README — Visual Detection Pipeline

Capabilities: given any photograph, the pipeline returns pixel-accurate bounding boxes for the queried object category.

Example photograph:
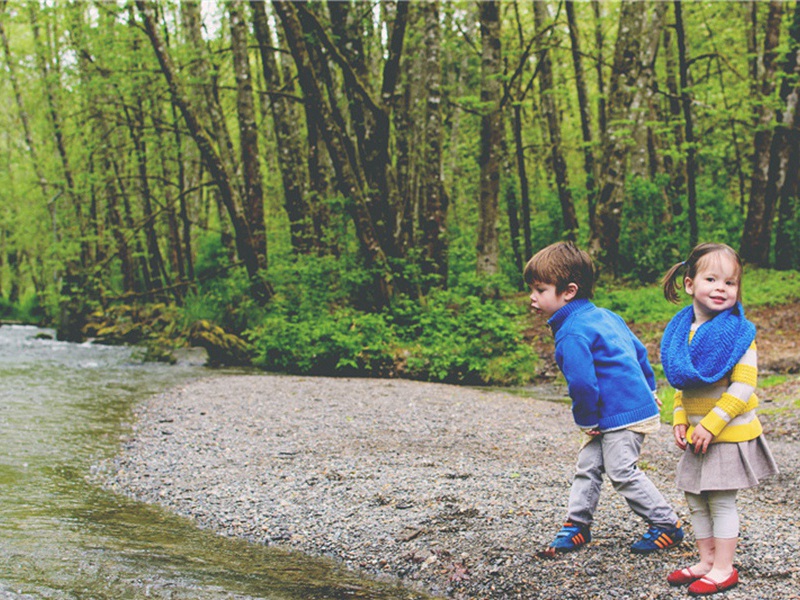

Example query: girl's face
[684,252,740,324]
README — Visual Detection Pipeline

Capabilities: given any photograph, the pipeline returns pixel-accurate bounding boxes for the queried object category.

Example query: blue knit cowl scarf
[660,302,756,390]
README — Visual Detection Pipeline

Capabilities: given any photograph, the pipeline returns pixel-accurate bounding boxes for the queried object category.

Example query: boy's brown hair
[523,241,595,299]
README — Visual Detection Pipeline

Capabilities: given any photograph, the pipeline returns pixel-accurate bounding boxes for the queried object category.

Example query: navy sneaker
[631,521,684,554]
[540,522,591,557]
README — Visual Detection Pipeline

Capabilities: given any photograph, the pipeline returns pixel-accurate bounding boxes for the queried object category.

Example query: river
[0,325,427,599]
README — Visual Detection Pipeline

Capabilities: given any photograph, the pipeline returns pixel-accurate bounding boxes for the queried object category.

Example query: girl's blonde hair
[661,242,744,304]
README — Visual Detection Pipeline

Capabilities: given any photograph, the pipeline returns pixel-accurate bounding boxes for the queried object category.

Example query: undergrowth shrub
[181,234,262,333]
[390,288,537,385]
[245,282,537,386]
[248,308,396,376]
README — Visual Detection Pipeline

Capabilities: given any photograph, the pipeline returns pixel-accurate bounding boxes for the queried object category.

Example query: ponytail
[661,261,686,304]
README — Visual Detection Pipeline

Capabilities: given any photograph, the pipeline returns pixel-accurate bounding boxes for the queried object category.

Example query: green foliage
[0,293,46,325]
[180,234,263,334]
[618,176,681,283]
[245,281,537,386]
[595,285,683,325]
[389,287,537,385]
[739,269,800,306]
[248,308,396,376]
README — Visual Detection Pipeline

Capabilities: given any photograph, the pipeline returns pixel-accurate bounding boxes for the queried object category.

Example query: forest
[1,0,799,385]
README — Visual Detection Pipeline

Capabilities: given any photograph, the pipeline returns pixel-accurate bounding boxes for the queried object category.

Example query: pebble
[99,375,800,600]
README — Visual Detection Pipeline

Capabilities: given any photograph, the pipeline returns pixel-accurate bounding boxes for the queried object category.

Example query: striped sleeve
[699,342,758,436]
[672,389,688,427]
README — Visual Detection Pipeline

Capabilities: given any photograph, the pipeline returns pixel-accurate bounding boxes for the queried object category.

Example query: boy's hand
[673,424,688,450]
[691,424,714,454]
[585,429,602,437]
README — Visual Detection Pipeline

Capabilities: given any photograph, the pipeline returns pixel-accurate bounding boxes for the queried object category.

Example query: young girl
[660,242,778,596]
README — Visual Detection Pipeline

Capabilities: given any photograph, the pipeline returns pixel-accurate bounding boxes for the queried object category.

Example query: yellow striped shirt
[672,330,762,444]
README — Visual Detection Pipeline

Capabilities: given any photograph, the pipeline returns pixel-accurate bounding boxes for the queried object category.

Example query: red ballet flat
[688,569,739,596]
[667,566,703,586]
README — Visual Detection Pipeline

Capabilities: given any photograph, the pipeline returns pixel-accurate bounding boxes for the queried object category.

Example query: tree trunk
[767,1,800,269]
[306,1,409,262]
[588,0,666,273]
[250,1,314,254]
[662,25,685,219]
[674,1,699,248]
[566,0,598,229]
[27,3,85,267]
[513,104,533,263]
[124,39,169,296]
[476,0,502,277]
[592,0,608,138]
[0,10,47,196]
[152,95,186,289]
[136,0,273,302]
[534,0,578,240]
[418,1,449,288]
[272,0,392,306]
[180,0,237,257]
[741,1,784,266]
[230,0,267,273]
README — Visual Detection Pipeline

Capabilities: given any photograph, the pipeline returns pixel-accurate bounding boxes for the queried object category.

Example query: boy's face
[529,282,575,319]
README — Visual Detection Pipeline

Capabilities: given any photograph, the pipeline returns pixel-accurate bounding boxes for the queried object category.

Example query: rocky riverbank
[100,374,799,600]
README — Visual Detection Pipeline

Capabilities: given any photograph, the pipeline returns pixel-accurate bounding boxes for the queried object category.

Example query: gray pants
[567,429,678,529]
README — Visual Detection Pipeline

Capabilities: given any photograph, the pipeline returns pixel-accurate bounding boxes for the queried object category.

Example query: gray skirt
[675,435,779,495]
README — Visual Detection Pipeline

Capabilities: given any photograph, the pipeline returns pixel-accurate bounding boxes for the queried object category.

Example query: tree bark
[741,1,784,266]
[230,0,267,273]
[674,1,699,248]
[476,0,502,277]
[136,0,272,302]
[250,1,314,254]
[588,0,666,273]
[272,0,393,306]
[566,0,598,229]
[534,0,578,240]
[418,1,449,287]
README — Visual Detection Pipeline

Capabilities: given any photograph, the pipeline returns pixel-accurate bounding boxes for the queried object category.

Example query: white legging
[685,490,739,539]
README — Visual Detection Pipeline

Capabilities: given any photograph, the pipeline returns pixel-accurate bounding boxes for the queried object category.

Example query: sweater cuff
[672,409,688,427]
[700,411,728,437]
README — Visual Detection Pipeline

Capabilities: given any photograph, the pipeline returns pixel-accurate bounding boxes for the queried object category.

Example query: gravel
[100,374,800,600]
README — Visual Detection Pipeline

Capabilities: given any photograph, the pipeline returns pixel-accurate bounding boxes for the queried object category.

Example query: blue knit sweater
[548,299,659,431]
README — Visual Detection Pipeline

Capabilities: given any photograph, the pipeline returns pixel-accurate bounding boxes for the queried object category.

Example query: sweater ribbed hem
[597,404,659,432]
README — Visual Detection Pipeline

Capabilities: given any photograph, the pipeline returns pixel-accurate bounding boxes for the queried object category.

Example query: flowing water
[0,325,428,600]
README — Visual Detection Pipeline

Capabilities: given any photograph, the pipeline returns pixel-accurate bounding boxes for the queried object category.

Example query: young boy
[524,242,683,556]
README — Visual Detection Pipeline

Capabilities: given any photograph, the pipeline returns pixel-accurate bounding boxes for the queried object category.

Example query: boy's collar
[547,298,592,333]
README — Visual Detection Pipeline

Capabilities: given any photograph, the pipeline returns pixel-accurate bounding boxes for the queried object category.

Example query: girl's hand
[673,424,688,450]
[691,424,714,454]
